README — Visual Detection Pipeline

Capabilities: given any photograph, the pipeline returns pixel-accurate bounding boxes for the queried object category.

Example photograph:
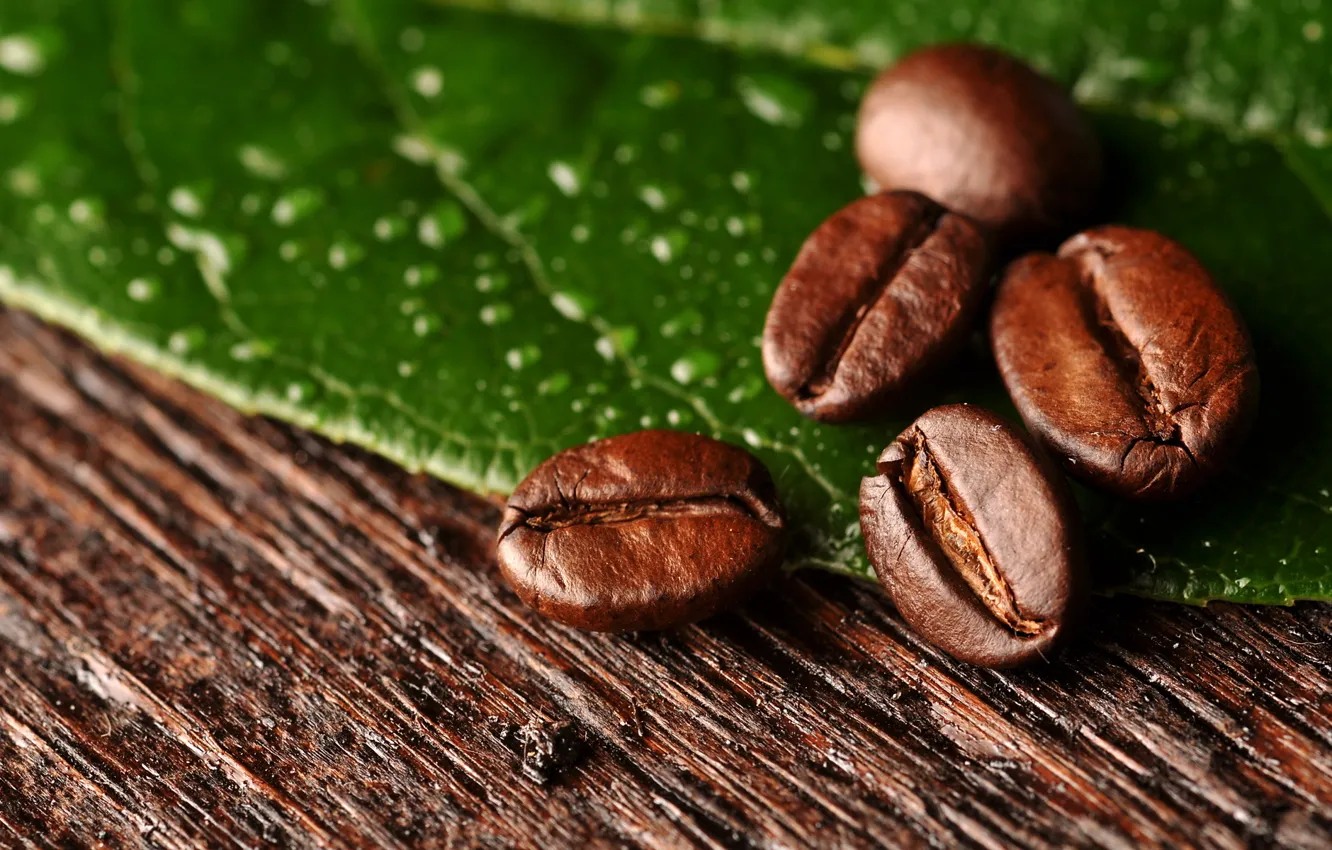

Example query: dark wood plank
[1,306,1330,849]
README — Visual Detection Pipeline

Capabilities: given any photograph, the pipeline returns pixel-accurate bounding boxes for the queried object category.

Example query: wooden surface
[1,307,1331,850]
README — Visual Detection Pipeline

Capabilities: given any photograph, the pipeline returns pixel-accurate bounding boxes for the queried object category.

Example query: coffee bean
[856,43,1101,246]
[990,226,1259,499]
[497,430,786,632]
[859,405,1087,668]
[762,191,991,423]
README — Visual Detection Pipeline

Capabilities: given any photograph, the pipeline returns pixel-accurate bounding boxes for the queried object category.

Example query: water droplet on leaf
[670,349,720,384]
[127,277,159,302]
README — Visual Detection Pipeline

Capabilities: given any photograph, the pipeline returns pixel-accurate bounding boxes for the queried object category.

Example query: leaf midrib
[59,0,859,561]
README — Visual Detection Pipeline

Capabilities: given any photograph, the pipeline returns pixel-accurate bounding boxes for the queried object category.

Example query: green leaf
[2,0,1330,604]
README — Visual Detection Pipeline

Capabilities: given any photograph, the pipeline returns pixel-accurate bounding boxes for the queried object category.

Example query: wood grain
[1,307,1330,849]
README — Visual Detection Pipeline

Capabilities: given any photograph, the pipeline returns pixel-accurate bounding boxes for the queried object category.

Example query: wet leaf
[2,0,1330,603]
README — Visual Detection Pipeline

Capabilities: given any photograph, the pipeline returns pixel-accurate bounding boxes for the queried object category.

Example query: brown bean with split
[859,405,1088,668]
[990,226,1259,499]
[497,430,786,632]
[762,191,991,422]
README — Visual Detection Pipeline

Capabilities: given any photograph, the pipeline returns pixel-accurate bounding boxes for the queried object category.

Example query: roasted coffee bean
[762,191,991,423]
[497,430,786,632]
[859,405,1087,668]
[856,43,1101,246]
[991,226,1259,499]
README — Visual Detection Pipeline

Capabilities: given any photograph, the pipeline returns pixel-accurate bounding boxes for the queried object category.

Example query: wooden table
[1,308,1330,849]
